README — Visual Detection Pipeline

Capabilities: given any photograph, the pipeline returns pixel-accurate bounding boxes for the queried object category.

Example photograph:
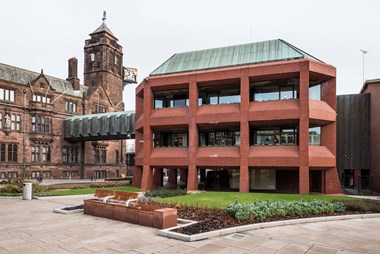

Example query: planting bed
[160,199,380,235]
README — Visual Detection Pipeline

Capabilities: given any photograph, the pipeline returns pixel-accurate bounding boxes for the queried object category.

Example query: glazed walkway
[0,195,379,254]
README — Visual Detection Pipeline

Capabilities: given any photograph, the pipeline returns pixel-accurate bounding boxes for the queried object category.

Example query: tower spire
[102,11,106,23]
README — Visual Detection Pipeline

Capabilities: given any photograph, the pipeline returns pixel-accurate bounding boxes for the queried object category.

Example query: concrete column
[187,76,199,190]
[140,165,153,190]
[132,166,142,188]
[299,62,310,194]
[322,78,341,194]
[141,83,153,191]
[239,69,250,192]
[167,169,177,185]
[153,168,163,187]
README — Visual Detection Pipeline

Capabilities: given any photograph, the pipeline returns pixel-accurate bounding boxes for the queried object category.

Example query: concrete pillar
[167,169,177,185]
[132,166,142,188]
[140,165,153,190]
[239,69,250,192]
[153,168,163,187]
[321,78,341,194]
[299,62,310,194]
[141,83,153,191]
[187,76,199,190]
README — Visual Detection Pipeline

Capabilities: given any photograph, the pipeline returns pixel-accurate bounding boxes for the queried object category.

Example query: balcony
[150,107,189,127]
[150,147,188,166]
[249,99,299,125]
[309,146,335,167]
[309,100,336,125]
[248,146,299,167]
[196,146,240,167]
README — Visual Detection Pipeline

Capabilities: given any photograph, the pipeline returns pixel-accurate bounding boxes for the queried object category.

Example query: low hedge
[338,199,380,213]
[226,200,346,221]
[144,187,187,199]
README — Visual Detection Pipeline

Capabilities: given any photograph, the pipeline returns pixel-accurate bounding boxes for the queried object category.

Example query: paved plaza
[0,195,379,254]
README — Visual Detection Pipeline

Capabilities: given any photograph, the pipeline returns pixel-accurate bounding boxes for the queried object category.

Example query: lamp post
[22,89,27,178]
[360,49,368,84]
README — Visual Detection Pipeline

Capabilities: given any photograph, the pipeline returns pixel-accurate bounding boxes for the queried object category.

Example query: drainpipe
[22,89,27,178]
[80,92,86,179]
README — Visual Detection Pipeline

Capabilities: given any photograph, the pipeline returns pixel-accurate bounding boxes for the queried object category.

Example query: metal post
[22,89,27,178]
[360,49,367,84]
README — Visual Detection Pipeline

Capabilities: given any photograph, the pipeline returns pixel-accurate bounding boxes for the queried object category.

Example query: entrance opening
[309,170,322,193]
[198,168,239,191]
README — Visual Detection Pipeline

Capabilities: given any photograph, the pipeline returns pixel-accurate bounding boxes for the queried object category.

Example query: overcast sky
[2,0,379,110]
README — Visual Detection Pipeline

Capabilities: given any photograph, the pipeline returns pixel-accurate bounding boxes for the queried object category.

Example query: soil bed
[62,204,84,211]
[169,206,369,235]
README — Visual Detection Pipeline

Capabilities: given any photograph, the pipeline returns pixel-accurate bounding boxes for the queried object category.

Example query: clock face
[123,67,137,84]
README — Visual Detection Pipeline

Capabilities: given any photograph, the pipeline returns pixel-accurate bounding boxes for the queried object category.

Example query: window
[65,101,77,112]
[154,90,189,109]
[8,144,18,162]
[42,146,49,162]
[63,171,79,178]
[7,172,17,179]
[11,114,15,130]
[0,143,18,162]
[93,103,107,113]
[252,127,298,146]
[62,146,78,163]
[94,147,107,164]
[309,83,321,100]
[31,115,52,133]
[153,132,188,148]
[309,126,321,146]
[251,78,299,102]
[198,86,240,106]
[250,169,276,190]
[32,94,51,104]
[0,88,15,102]
[11,114,21,131]
[115,150,119,164]
[31,146,40,162]
[199,130,240,147]
[16,114,20,130]
[0,112,2,129]
[0,144,5,161]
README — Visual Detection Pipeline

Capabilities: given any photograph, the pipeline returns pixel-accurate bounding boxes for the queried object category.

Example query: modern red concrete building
[133,39,341,194]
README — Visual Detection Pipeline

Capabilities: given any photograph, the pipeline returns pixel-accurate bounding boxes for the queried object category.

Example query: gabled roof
[0,63,87,97]
[150,39,323,76]
[90,22,117,40]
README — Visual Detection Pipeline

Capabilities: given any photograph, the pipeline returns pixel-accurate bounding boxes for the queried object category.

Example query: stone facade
[0,18,125,180]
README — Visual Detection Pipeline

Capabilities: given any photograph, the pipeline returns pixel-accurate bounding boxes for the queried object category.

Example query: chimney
[67,57,80,90]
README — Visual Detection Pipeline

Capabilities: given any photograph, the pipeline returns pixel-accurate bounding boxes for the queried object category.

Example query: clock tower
[84,12,124,111]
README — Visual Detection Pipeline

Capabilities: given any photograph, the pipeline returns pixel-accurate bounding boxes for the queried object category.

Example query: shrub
[226,200,346,221]
[144,187,187,199]
[0,178,43,194]
[338,199,380,213]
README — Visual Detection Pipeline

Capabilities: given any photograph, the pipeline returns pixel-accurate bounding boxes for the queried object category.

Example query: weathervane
[102,11,106,23]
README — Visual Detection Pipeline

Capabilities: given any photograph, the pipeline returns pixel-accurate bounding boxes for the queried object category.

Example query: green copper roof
[150,39,323,76]
[64,110,135,141]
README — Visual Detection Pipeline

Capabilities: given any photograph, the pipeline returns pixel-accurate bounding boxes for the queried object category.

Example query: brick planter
[83,199,177,229]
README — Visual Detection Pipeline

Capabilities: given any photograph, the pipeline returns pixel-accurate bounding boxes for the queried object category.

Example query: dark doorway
[309,170,322,193]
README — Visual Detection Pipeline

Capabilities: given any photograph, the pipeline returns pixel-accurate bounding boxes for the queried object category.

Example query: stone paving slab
[1,196,380,253]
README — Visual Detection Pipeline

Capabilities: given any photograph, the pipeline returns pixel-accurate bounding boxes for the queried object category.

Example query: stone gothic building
[0,17,126,180]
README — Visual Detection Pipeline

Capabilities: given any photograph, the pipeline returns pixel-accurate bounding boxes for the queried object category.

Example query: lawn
[155,191,355,209]
[39,185,142,196]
